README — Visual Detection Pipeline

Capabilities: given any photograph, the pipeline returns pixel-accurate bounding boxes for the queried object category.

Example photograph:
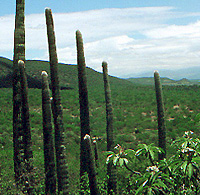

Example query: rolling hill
[0,56,132,89]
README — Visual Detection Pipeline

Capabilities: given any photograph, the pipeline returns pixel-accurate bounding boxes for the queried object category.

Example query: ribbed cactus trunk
[13,2,34,193]
[18,60,35,194]
[84,135,100,195]
[102,61,117,194]
[19,60,33,169]
[76,30,90,177]
[13,0,25,184]
[45,8,69,194]
[154,71,166,160]
[42,71,57,195]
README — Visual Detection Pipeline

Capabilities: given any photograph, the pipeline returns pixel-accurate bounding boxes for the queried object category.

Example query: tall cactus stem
[19,60,33,167]
[45,8,69,194]
[84,134,100,195]
[42,71,57,195]
[13,0,25,184]
[18,60,35,195]
[76,30,91,177]
[154,70,166,160]
[102,61,117,194]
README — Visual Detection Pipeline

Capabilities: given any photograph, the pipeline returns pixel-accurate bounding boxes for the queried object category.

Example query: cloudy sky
[1,0,200,78]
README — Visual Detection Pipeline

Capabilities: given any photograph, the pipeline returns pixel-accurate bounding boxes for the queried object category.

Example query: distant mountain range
[127,77,200,86]
[123,67,200,80]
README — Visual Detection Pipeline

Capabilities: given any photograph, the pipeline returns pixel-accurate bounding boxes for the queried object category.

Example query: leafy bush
[106,131,200,194]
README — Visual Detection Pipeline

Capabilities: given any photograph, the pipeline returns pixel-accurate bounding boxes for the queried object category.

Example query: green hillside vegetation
[0,57,131,90]
[2,1,200,193]
[1,57,200,193]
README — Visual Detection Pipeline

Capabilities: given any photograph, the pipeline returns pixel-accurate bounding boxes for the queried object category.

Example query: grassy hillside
[0,56,132,90]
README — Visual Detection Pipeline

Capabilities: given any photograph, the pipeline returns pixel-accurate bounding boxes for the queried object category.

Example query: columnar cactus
[102,61,117,194]
[84,134,100,195]
[154,70,166,160]
[76,30,91,177]
[42,71,57,195]
[45,8,69,194]
[13,2,34,193]
[13,0,25,184]
[19,60,33,168]
[18,60,35,194]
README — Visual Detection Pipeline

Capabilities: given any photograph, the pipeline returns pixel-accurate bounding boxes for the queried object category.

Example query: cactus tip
[84,134,90,140]
[18,60,25,67]
[45,7,51,11]
[102,61,107,66]
[76,30,82,36]
[41,71,48,76]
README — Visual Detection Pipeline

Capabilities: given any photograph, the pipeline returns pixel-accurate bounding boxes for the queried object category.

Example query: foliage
[1,83,200,193]
[106,131,200,194]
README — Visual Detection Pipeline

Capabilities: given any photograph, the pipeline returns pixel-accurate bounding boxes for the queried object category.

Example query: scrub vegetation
[1,1,200,194]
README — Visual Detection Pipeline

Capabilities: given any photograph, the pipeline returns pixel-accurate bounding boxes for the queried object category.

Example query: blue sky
[1,0,200,77]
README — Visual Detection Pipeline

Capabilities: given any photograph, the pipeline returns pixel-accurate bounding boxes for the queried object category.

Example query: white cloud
[1,7,200,77]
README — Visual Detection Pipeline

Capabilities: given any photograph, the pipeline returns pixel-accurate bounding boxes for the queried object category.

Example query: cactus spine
[102,61,117,194]
[76,30,91,177]
[42,71,57,195]
[45,8,69,194]
[154,70,166,160]
[84,135,100,195]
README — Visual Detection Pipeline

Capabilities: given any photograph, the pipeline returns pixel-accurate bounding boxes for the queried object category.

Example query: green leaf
[105,151,115,155]
[135,184,145,195]
[106,154,114,164]
[192,157,200,164]
[136,148,143,156]
[187,163,193,178]
[149,150,155,160]
[181,161,188,173]
[113,156,119,166]
[125,149,135,158]
[119,158,126,167]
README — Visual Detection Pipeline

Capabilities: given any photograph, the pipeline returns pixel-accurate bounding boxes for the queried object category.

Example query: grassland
[1,58,200,193]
